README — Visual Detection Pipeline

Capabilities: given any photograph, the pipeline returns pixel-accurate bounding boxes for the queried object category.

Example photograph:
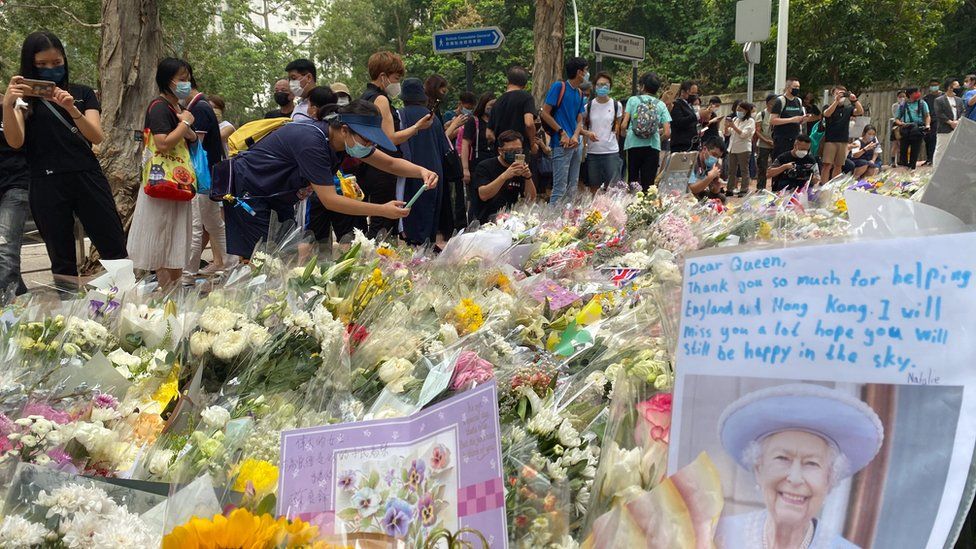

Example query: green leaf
[337,508,361,521]
[255,493,276,516]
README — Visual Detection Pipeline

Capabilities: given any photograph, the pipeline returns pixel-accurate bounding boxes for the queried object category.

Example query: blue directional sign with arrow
[432,26,505,54]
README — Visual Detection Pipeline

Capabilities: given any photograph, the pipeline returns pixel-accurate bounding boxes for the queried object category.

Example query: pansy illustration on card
[278,382,506,547]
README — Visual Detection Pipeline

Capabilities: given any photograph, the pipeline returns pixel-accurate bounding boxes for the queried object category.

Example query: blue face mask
[503,151,518,164]
[735,111,746,119]
[345,136,375,159]
[37,66,66,84]
[704,155,718,169]
[595,85,610,97]
[173,81,192,100]
[461,108,473,116]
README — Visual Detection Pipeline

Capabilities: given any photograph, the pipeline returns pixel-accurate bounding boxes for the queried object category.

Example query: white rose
[148,450,174,475]
[386,375,416,394]
[107,348,141,369]
[201,406,231,430]
[71,423,115,454]
[212,330,247,360]
[189,331,215,357]
[377,357,412,384]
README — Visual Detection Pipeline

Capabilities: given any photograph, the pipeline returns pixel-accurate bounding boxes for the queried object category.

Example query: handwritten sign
[278,382,507,547]
[669,232,976,549]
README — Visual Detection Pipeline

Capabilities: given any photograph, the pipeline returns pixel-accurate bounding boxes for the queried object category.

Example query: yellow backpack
[227,117,290,157]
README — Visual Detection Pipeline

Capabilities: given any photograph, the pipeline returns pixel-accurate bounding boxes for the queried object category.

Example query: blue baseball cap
[333,113,395,152]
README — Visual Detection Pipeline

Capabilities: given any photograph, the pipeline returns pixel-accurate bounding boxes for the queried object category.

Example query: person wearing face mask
[769,78,808,158]
[462,92,497,190]
[581,72,622,192]
[851,125,882,178]
[669,80,700,153]
[820,85,864,181]
[285,59,317,120]
[621,72,671,192]
[754,94,777,191]
[539,57,590,204]
[894,86,931,169]
[921,79,942,165]
[470,130,536,223]
[724,101,756,197]
[933,78,967,167]
[688,137,726,197]
[424,75,466,244]
[218,99,437,259]
[889,90,908,166]
[444,92,476,126]
[181,66,232,282]
[331,82,352,108]
[768,134,820,192]
[2,31,127,285]
[127,58,199,288]
[359,51,434,238]
[0,81,30,297]
[489,66,537,154]
[961,74,976,122]
[264,79,294,119]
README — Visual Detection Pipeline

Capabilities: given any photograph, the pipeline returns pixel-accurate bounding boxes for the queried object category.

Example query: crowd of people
[1,29,975,295]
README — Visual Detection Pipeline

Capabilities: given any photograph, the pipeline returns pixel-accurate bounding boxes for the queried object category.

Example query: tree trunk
[84,0,162,272]
[531,0,565,107]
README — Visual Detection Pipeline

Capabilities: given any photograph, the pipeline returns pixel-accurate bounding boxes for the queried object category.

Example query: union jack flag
[606,268,642,287]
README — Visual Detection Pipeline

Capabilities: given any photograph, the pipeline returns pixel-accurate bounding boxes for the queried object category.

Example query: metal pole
[595,54,602,77]
[572,0,579,57]
[747,62,755,102]
[465,51,473,93]
[632,60,638,97]
[774,0,789,93]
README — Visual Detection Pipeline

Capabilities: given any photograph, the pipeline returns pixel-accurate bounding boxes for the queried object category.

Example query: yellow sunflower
[162,508,340,549]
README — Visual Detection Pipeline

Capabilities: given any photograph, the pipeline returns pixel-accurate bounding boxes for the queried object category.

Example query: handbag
[141,100,196,201]
[189,141,212,195]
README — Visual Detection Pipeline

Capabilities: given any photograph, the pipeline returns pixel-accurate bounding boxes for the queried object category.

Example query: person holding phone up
[2,31,127,282]
[469,131,536,224]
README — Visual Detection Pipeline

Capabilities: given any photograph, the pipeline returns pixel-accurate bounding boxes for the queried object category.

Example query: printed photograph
[671,375,964,549]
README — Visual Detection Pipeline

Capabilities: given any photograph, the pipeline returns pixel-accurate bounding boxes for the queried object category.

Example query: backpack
[632,96,660,139]
[584,97,620,131]
[544,81,584,134]
[227,117,290,157]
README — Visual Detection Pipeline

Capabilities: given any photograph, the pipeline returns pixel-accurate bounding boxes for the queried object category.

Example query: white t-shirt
[585,98,622,155]
[292,98,311,120]
[950,99,958,120]
[728,117,756,153]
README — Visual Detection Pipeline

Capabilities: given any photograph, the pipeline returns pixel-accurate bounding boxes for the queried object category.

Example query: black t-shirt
[771,95,804,141]
[23,83,100,178]
[489,90,536,145]
[771,150,819,192]
[703,112,720,141]
[0,107,29,193]
[471,157,524,223]
[804,103,821,135]
[146,98,180,137]
[264,110,290,119]
[463,117,494,161]
[923,93,940,131]
[823,103,855,142]
[189,95,225,167]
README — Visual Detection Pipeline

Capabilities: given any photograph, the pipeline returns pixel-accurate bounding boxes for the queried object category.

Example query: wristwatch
[182,120,193,129]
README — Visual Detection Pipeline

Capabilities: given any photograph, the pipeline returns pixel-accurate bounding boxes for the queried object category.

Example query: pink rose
[451,351,494,390]
[634,393,672,445]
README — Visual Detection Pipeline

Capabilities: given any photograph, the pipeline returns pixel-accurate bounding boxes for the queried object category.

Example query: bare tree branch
[3,2,102,27]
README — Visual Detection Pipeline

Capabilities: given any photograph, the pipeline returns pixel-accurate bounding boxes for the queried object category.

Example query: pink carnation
[22,403,71,425]
[92,394,119,409]
[451,351,494,390]
[634,393,673,445]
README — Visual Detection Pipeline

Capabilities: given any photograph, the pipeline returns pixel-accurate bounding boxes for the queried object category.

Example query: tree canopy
[1,0,970,123]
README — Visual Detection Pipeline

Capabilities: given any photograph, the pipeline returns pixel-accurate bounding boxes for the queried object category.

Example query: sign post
[432,26,506,92]
[590,27,645,96]
[735,0,771,100]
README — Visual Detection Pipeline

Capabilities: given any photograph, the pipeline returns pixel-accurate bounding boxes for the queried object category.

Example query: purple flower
[337,470,357,492]
[92,393,119,409]
[418,493,436,526]
[22,403,71,425]
[406,459,426,492]
[380,498,413,538]
[384,468,397,485]
[0,414,14,437]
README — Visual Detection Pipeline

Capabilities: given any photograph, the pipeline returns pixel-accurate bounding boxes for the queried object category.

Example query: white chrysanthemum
[350,228,376,256]
[148,449,174,476]
[36,484,116,519]
[585,370,608,389]
[526,409,561,436]
[617,251,654,269]
[377,357,413,384]
[438,323,459,344]
[89,406,120,424]
[283,310,314,331]
[507,426,527,444]
[198,306,241,333]
[212,330,247,360]
[69,423,116,455]
[189,331,215,357]
[0,515,50,548]
[557,420,581,448]
[65,317,109,348]
[239,323,270,349]
[201,406,231,429]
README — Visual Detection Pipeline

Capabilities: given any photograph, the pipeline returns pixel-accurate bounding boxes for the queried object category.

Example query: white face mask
[289,78,305,97]
[385,82,402,98]
[795,150,808,158]
[337,97,350,107]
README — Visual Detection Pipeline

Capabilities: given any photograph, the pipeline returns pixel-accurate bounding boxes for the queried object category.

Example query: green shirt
[624,95,672,151]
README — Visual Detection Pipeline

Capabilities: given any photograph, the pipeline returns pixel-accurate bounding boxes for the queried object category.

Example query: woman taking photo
[221,99,437,260]
[127,57,198,288]
[2,31,127,281]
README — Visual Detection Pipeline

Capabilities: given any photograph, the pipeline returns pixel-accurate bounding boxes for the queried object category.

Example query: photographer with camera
[470,130,535,224]
[821,85,864,181]
[893,86,931,169]
[767,134,820,192]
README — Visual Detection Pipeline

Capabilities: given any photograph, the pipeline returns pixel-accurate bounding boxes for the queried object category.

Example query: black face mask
[687,94,699,104]
[792,87,801,97]
[274,92,292,106]
[953,87,962,96]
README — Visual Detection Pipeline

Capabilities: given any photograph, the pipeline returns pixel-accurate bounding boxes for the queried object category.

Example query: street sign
[735,0,772,43]
[590,27,645,62]
[432,27,505,54]
[743,42,761,64]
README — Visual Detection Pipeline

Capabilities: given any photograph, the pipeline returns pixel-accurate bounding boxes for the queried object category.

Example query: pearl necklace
[762,517,814,549]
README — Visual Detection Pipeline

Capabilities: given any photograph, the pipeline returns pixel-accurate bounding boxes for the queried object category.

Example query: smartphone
[515,153,526,164]
[22,79,56,99]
